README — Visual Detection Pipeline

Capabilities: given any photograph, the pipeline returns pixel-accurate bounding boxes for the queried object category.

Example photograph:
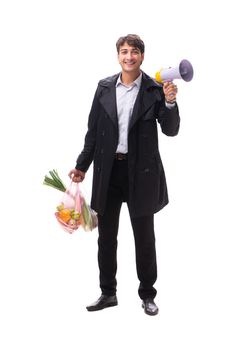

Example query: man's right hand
[68,168,86,183]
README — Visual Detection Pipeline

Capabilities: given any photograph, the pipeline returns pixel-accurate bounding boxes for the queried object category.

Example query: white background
[0,0,234,349]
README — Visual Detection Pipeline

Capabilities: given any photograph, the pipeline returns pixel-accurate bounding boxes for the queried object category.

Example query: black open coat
[76,71,180,217]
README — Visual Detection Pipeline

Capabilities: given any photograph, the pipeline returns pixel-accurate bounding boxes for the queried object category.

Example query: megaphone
[155,59,194,83]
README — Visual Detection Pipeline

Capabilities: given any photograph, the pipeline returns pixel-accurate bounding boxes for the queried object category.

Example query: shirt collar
[116,72,142,88]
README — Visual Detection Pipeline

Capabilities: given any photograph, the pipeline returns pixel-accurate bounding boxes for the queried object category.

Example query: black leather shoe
[86,295,118,312]
[142,298,159,316]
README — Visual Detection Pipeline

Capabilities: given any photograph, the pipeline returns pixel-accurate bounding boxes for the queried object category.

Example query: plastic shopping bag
[43,169,98,234]
[79,191,98,232]
[55,181,82,234]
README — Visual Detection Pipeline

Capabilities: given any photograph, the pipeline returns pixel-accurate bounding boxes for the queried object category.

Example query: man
[69,34,180,316]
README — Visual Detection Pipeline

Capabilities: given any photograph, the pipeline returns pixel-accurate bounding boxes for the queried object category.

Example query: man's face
[118,43,144,74]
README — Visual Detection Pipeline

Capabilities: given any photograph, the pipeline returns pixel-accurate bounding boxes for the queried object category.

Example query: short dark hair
[116,34,145,54]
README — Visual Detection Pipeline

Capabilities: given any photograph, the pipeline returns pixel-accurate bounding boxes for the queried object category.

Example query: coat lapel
[128,72,162,132]
[99,76,119,130]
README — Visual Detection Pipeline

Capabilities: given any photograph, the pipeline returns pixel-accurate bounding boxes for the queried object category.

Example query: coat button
[100,149,104,154]
[144,168,150,173]
[102,130,105,136]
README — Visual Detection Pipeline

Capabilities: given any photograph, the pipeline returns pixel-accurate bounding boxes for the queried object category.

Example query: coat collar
[98,71,162,130]
[98,71,161,89]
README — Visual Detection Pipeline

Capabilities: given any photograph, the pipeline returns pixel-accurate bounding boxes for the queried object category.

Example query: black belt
[115,153,128,160]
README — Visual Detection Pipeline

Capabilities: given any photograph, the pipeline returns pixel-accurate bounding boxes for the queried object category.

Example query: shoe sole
[86,301,118,312]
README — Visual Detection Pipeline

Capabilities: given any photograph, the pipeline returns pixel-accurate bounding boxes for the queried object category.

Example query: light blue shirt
[115,73,142,153]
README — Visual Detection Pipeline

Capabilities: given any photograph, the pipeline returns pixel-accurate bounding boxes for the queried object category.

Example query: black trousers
[97,158,157,300]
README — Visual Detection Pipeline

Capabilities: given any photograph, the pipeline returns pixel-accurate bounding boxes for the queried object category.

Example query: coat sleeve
[156,90,180,136]
[75,87,101,172]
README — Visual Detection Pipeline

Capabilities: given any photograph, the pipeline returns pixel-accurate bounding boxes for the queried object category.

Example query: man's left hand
[163,82,178,103]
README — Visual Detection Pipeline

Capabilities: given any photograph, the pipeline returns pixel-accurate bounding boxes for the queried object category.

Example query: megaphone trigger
[163,81,178,103]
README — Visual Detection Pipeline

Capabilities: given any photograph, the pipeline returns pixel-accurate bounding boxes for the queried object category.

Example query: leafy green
[43,169,67,192]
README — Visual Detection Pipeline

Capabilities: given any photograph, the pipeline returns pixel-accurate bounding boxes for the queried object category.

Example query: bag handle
[65,181,82,213]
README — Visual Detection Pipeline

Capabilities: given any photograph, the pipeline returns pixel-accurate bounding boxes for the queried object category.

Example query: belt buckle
[116,153,126,160]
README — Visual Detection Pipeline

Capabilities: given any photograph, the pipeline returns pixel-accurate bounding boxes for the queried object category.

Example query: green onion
[43,169,67,192]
